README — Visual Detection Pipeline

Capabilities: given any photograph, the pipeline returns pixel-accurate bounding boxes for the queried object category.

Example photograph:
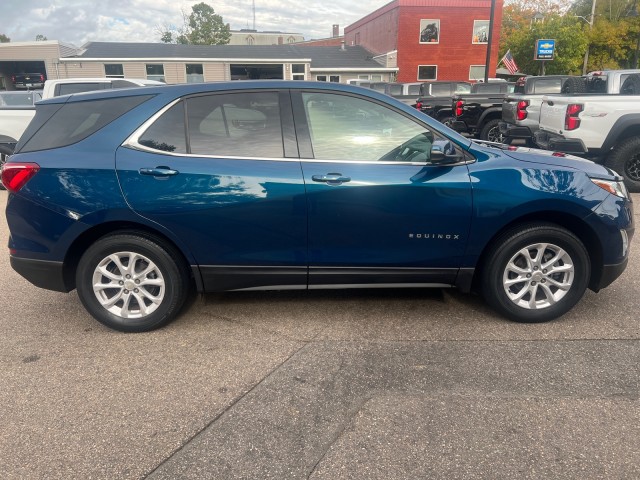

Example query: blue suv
[1,81,634,332]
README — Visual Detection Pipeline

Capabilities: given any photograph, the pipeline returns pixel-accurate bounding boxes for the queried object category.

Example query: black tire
[481,223,590,323]
[439,115,455,128]
[76,232,190,332]
[620,74,640,95]
[606,136,640,193]
[561,77,587,94]
[479,118,504,143]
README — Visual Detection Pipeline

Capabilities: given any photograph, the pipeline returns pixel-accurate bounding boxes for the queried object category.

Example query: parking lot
[0,188,639,479]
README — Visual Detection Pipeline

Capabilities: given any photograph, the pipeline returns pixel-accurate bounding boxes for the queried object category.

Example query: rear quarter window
[17,95,153,153]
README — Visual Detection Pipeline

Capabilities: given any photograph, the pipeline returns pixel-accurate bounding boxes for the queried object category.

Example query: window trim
[124,89,297,160]
[123,89,474,166]
[290,89,474,166]
[472,20,490,44]
[468,65,486,81]
[419,19,440,44]
[417,65,438,81]
[104,63,124,78]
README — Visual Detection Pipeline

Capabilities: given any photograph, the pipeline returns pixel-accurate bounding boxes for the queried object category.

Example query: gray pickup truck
[500,75,575,146]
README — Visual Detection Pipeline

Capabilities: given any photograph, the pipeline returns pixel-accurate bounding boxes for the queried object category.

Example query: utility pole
[253,0,256,30]
[582,0,597,75]
[484,0,497,82]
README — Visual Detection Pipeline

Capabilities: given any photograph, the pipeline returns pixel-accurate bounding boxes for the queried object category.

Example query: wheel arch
[471,210,603,293]
[600,115,640,156]
[477,108,502,128]
[62,221,200,292]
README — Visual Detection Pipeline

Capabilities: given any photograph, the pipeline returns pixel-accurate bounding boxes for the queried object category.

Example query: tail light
[40,74,45,82]
[455,100,464,117]
[11,75,16,83]
[415,101,422,110]
[565,103,583,130]
[1,162,40,193]
[516,100,529,120]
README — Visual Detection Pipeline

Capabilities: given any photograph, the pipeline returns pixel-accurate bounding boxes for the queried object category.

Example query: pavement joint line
[141,340,313,479]
[306,394,374,479]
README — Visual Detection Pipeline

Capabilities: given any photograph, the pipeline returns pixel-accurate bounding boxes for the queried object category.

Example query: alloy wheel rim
[92,251,165,319]
[502,242,574,310]
[625,154,640,181]
[487,126,504,143]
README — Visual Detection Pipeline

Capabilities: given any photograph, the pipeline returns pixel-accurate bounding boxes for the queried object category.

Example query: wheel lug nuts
[542,269,547,274]
[119,281,124,285]
[534,266,538,271]
[126,274,131,279]
[124,289,129,294]
[134,288,139,293]
[531,281,536,286]
[135,279,140,284]
[526,274,532,278]
[541,279,546,283]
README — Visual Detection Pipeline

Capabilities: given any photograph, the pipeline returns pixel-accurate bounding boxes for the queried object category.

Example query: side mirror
[430,140,461,164]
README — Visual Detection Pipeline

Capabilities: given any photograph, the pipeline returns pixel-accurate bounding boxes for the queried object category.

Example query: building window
[146,64,165,82]
[469,65,486,81]
[186,64,204,83]
[104,64,124,78]
[472,20,490,44]
[419,19,440,44]
[287,36,296,43]
[292,64,305,80]
[317,75,327,81]
[358,74,369,80]
[246,36,255,45]
[329,75,340,83]
[371,74,382,82]
[417,65,437,81]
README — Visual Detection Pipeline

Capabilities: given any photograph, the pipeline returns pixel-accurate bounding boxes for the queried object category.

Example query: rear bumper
[533,130,588,155]
[10,256,72,292]
[499,121,533,144]
[451,120,470,134]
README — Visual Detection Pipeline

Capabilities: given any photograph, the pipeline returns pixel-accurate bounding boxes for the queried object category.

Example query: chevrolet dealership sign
[535,39,556,60]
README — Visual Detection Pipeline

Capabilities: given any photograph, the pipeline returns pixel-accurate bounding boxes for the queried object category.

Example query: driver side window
[301,92,434,163]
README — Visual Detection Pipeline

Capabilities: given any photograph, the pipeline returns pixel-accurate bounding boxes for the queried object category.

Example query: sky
[3,0,392,46]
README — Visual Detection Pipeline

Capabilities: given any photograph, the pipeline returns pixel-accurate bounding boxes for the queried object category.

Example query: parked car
[500,75,576,146]
[0,91,42,190]
[535,71,640,192]
[42,77,165,99]
[11,72,46,89]
[384,82,422,106]
[1,81,633,332]
[415,81,472,125]
[450,82,515,141]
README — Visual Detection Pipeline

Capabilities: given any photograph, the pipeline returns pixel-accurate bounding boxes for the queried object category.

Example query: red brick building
[345,0,504,82]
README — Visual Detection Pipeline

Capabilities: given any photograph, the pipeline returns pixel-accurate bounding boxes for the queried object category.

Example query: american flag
[501,49,520,74]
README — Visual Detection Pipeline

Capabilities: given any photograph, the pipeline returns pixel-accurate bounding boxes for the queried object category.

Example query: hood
[501,146,620,180]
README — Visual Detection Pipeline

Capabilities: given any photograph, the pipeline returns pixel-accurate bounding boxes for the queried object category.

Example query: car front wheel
[481,223,590,323]
[76,232,190,332]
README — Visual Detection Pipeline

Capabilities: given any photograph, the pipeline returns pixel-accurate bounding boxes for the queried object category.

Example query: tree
[35,34,48,41]
[157,2,230,45]
[0,33,9,43]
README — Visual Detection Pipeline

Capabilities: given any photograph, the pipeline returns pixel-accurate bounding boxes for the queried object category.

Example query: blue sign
[535,39,556,60]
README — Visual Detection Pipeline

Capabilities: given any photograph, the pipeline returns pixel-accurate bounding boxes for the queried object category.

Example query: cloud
[2,0,389,45]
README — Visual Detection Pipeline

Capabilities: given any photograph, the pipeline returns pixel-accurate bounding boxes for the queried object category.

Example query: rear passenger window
[19,96,153,153]
[533,79,562,94]
[139,101,187,153]
[186,92,283,158]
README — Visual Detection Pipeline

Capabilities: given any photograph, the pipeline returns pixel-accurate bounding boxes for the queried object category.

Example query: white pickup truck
[0,78,164,184]
[534,70,640,192]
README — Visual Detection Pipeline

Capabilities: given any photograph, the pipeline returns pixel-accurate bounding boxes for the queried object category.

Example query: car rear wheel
[76,233,190,332]
[480,119,504,143]
[481,223,590,323]
[607,136,640,193]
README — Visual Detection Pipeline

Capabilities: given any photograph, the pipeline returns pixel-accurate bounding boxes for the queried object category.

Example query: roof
[69,42,392,70]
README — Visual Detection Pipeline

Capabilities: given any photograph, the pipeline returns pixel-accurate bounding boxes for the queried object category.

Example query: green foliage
[157,2,230,45]
[501,0,640,73]
[35,34,48,41]
[0,33,10,43]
